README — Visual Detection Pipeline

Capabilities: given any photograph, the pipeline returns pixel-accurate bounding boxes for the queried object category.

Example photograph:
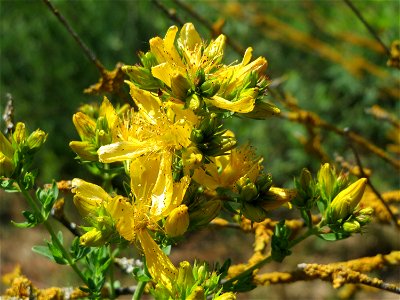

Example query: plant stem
[109,247,116,299]
[223,226,317,288]
[20,186,88,285]
[132,280,147,300]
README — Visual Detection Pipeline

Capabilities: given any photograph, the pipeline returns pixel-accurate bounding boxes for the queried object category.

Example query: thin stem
[151,0,184,26]
[20,186,88,285]
[346,132,400,229]
[172,0,245,56]
[132,280,147,300]
[342,0,391,56]
[109,247,116,299]
[224,226,316,287]
[42,0,104,72]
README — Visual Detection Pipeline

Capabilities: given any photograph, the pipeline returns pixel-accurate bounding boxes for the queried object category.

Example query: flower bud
[72,112,96,141]
[187,94,203,111]
[214,292,237,300]
[69,141,99,161]
[318,163,336,200]
[182,146,203,170]
[206,135,237,156]
[187,286,204,300]
[259,187,296,211]
[241,202,268,222]
[26,129,47,150]
[80,228,108,247]
[237,177,258,202]
[343,220,361,233]
[256,173,273,192]
[189,200,222,227]
[171,72,191,100]
[200,80,220,97]
[165,205,190,237]
[0,132,14,158]
[176,261,194,287]
[328,178,367,221]
[355,207,374,225]
[13,122,26,145]
[240,100,280,119]
[194,69,206,87]
[0,152,14,177]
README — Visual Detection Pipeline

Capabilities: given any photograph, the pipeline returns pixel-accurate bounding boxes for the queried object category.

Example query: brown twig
[42,0,104,72]
[171,0,246,56]
[151,0,184,26]
[342,0,391,57]
[269,88,400,170]
[345,130,400,228]
[255,251,400,294]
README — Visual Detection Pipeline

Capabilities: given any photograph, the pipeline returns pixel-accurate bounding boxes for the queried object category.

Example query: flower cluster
[67,23,285,298]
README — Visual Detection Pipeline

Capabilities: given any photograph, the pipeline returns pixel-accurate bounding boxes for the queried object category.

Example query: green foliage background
[1,1,398,192]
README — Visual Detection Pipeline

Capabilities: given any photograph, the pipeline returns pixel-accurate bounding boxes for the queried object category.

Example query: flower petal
[137,229,177,292]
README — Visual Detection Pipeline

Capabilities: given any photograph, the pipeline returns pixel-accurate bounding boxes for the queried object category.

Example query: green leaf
[318,232,350,241]
[32,245,54,260]
[36,181,59,219]
[11,210,40,228]
[271,221,292,262]
[0,179,20,192]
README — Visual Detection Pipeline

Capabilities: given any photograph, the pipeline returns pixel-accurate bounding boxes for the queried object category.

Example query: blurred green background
[1,0,399,298]
[1,0,399,188]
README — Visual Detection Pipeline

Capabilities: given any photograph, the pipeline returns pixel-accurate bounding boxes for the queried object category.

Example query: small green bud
[13,122,26,145]
[206,135,237,156]
[26,129,47,150]
[241,202,268,222]
[187,94,203,111]
[165,205,190,237]
[299,168,313,191]
[191,129,204,144]
[358,207,374,216]
[200,80,220,97]
[237,177,258,202]
[194,69,206,87]
[355,207,374,225]
[328,178,367,222]
[182,146,203,170]
[256,173,273,192]
[343,220,361,233]
[195,264,207,282]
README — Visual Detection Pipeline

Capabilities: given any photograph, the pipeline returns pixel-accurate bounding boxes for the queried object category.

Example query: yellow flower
[69,97,127,161]
[137,229,178,292]
[104,155,190,291]
[193,144,262,191]
[98,83,196,164]
[123,23,279,116]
